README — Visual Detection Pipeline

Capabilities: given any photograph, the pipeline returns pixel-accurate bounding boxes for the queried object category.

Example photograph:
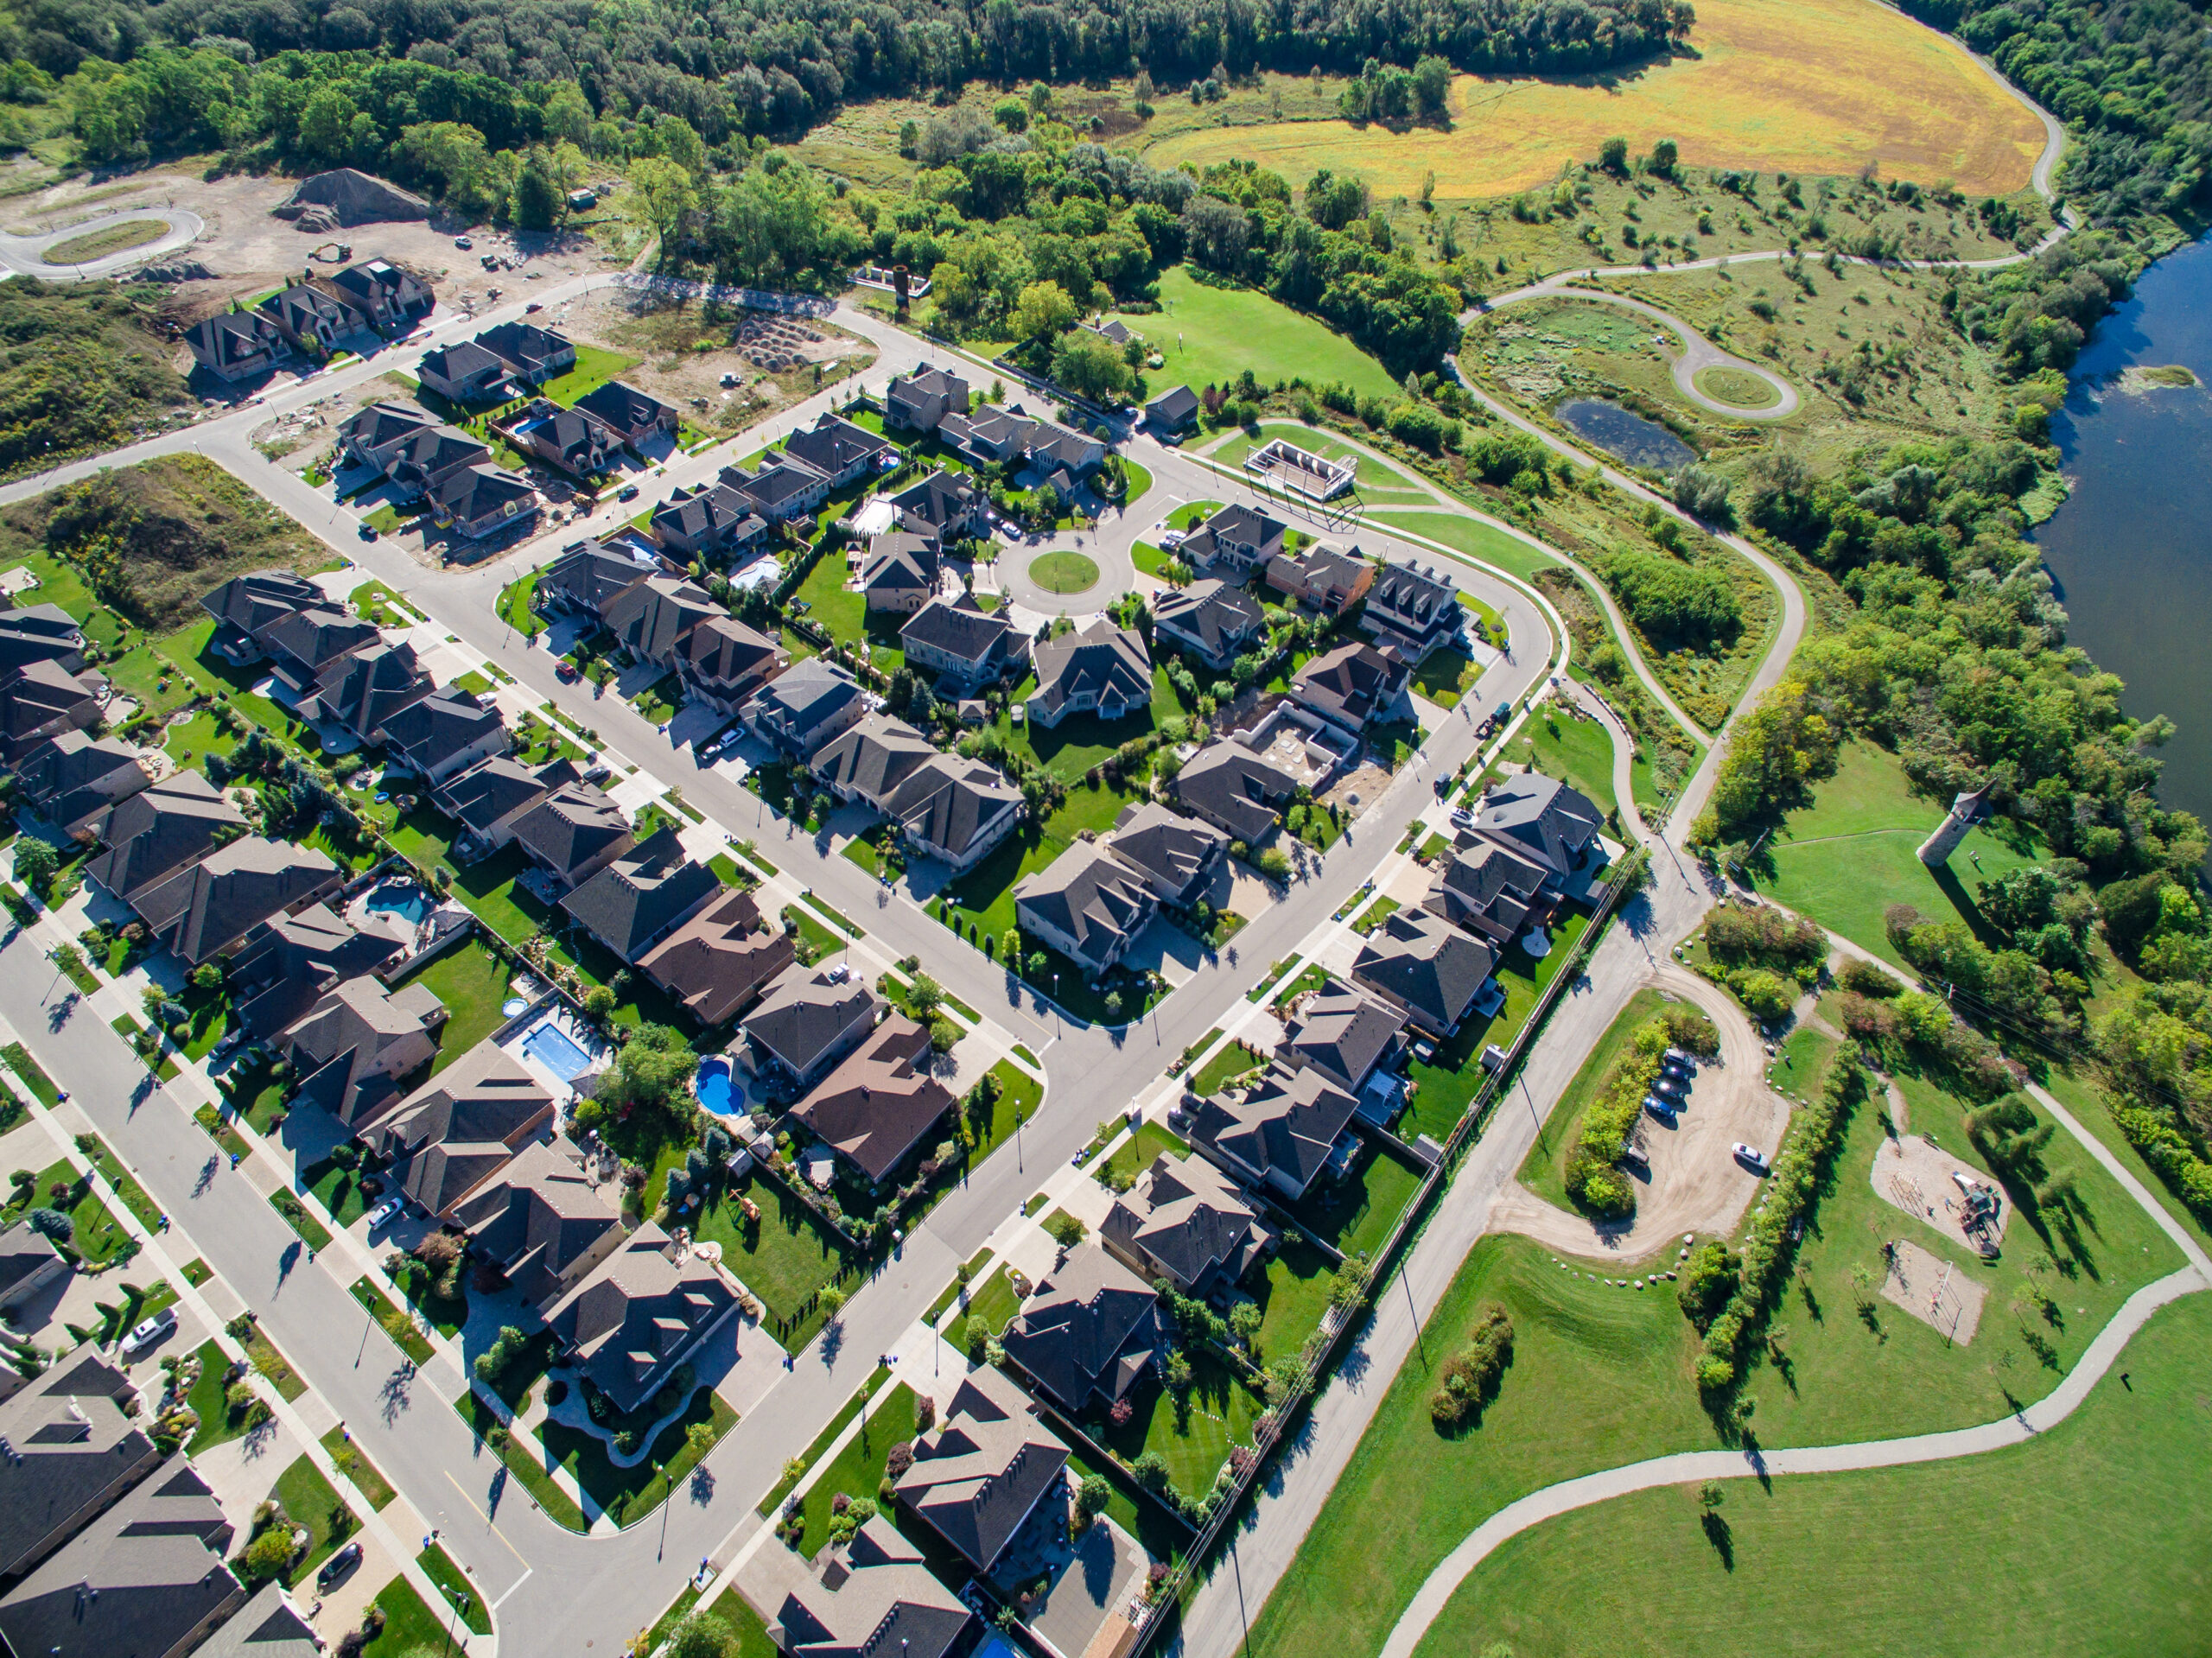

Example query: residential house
[938,403,1103,488]
[1290,641,1411,734]
[638,889,796,1026]
[1264,543,1375,617]
[304,638,433,742]
[361,1041,558,1217]
[767,1515,972,1658]
[1363,559,1465,663]
[571,380,679,451]
[882,367,969,435]
[884,755,1022,873]
[335,402,437,476]
[432,464,539,542]
[543,1221,738,1413]
[0,1222,67,1318]
[1013,840,1155,978]
[182,309,293,382]
[602,574,715,669]
[0,604,86,674]
[416,340,510,402]
[860,532,938,614]
[1177,503,1285,575]
[1352,908,1498,1038]
[674,616,787,716]
[130,835,342,965]
[12,731,149,837]
[274,973,447,1130]
[1027,619,1151,729]
[257,601,380,698]
[741,967,880,1089]
[535,540,660,620]
[887,469,988,543]
[810,713,936,812]
[789,1014,955,1188]
[893,1366,1071,1575]
[229,902,405,1039]
[474,320,576,385]
[1471,772,1606,892]
[723,454,832,523]
[0,1354,156,1585]
[0,658,104,763]
[1152,579,1266,670]
[652,485,768,563]
[1101,1151,1271,1299]
[899,598,1027,690]
[453,1137,626,1311]
[196,1585,323,1658]
[0,1462,242,1658]
[83,771,245,907]
[199,569,324,664]
[435,755,577,855]
[1103,799,1226,907]
[1190,1061,1359,1202]
[1170,742,1298,844]
[1423,838,1550,948]
[1143,384,1200,435]
[1086,317,1139,347]
[1001,1244,1165,1413]
[257,283,364,353]
[510,399,621,479]
[378,684,508,784]
[559,828,720,965]
[1280,982,1405,1094]
[782,411,895,488]
[337,403,491,497]
[747,658,868,759]
[321,259,433,335]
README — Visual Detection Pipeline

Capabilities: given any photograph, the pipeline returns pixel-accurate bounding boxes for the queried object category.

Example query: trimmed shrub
[1428,1305,1514,1430]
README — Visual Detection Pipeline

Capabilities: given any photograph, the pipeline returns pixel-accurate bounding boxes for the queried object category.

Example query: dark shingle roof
[1101,1151,1263,1296]
[790,1014,955,1186]
[543,1222,736,1413]
[132,835,340,966]
[1001,1246,1162,1413]
[1352,908,1497,1032]
[810,713,936,805]
[899,599,1018,669]
[512,778,632,882]
[558,827,718,963]
[1473,772,1604,880]
[1171,742,1298,843]
[638,888,796,1026]
[1282,984,1405,1090]
[1012,841,1154,975]
[454,1137,624,1308]
[1192,1062,1358,1194]
[378,684,505,776]
[1152,578,1265,663]
[1104,799,1224,902]
[1029,619,1151,721]
[893,1367,1070,1572]
[83,771,244,905]
[742,968,878,1077]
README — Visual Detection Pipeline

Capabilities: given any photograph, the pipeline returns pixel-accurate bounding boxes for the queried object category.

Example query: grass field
[1029,550,1100,594]
[1107,268,1400,403]
[1412,1291,2212,1658]
[1141,0,2044,200]
[1364,508,1560,586]
[1694,364,1783,409]
[43,217,168,264]
[791,1382,918,1556]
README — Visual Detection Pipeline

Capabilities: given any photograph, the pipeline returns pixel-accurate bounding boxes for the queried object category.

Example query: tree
[239,1526,297,1584]
[474,1325,527,1382]
[595,1024,698,1123]
[686,1420,718,1459]
[12,836,56,893]
[630,156,699,259]
[1010,280,1077,345]
[1045,1211,1086,1248]
[1075,1472,1112,1525]
[1051,330,1135,402]
[666,1611,739,1658]
[299,85,359,163]
[26,1206,71,1242]
[512,147,563,231]
[543,80,594,147]
[1650,137,1680,176]
[907,973,943,1020]
[820,1286,847,1323]
[1230,1300,1263,1351]
[1599,135,1630,175]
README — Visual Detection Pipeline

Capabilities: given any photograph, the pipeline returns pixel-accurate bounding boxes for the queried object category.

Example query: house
[938,403,1103,485]
[0,1221,67,1318]
[474,320,576,385]
[1280,983,1405,1094]
[1352,908,1498,1038]
[1423,838,1550,947]
[782,411,895,489]
[741,967,879,1089]
[1101,1151,1270,1299]
[510,399,621,478]
[894,1366,1071,1574]
[767,1515,972,1658]
[416,339,510,402]
[1290,641,1411,734]
[675,616,787,715]
[542,1221,738,1413]
[1027,619,1151,729]
[454,1137,626,1311]
[199,569,329,665]
[1001,1244,1165,1413]
[1363,559,1465,663]
[1471,772,1606,890]
[887,469,988,542]
[361,1041,559,1217]
[273,973,447,1129]
[378,684,508,784]
[535,540,660,619]
[747,658,868,759]
[883,367,969,435]
[885,755,1022,873]
[336,400,435,473]
[12,731,149,837]
[1144,384,1200,435]
[0,1461,242,1658]
[0,603,86,674]
[435,755,577,854]
[602,574,715,668]
[0,1354,157,1585]
[1265,543,1375,617]
[722,455,832,522]
[571,380,679,450]
[1170,742,1298,843]
[1088,317,1139,347]
[899,598,1027,690]
[432,464,539,542]
[789,1014,956,1188]
[304,638,433,741]
[258,601,380,697]
[196,1585,324,1658]
[1177,503,1285,575]
[1103,799,1226,906]
[652,485,768,562]
[229,902,404,1039]
[257,282,365,353]
[1189,1061,1358,1201]
[131,835,342,965]
[1152,579,1266,670]
[83,771,245,907]
[0,658,104,763]
[1014,840,1156,978]
[860,532,938,613]
[559,828,719,965]
[183,309,293,382]
[810,713,938,813]
[638,888,796,1026]
[321,259,434,335]
[382,423,499,502]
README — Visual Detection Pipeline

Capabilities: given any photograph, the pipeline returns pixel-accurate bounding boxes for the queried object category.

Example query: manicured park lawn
[1414,1293,2212,1658]
[791,1382,919,1556]
[1364,507,1560,585]
[1108,269,1401,403]
[1516,988,1668,1211]
[390,938,512,1071]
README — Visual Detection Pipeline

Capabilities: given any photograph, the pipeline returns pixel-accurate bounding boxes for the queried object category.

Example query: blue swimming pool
[694,1057,740,1116]
[521,1021,594,1082]
[365,886,430,924]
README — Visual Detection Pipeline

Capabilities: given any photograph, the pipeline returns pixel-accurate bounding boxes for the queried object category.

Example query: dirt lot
[1879,1236,1986,1345]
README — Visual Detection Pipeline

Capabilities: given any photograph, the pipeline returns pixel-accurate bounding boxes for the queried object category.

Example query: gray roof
[571,379,677,439]
[1172,741,1298,843]
[1365,559,1461,644]
[1030,619,1151,721]
[1152,578,1265,664]
[512,778,632,882]
[1266,543,1370,609]
[84,770,245,905]
[1282,984,1405,1091]
[454,1137,625,1308]
[1104,799,1225,903]
[1474,772,1604,880]
[791,1015,954,1186]
[1146,384,1200,425]
[438,754,576,835]
[1001,1245,1163,1413]
[132,835,339,965]
[13,730,150,830]
[861,533,938,600]
[543,1221,736,1413]
[198,569,322,645]
[770,1515,972,1658]
[1101,1151,1264,1297]
[559,827,718,964]
[378,683,505,775]
[185,309,289,373]
[1192,1062,1359,1195]
[0,1217,64,1305]
[783,413,892,478]
[434,463,537,528]
[886,755,1021,863]
[538,542,658,615]
[893,1366,1070,1572]
[1013,840,1154,975]
[887,468,982,534]
[899,598,1019,670]
[420,339,505,386]
[735,455,828,512]
[749,658,864,753]
[1292,640,1409,730]
[259,603,378,679]
[282,972,443,1130]
[810,713,937,805]
[0,602,85,672]
[677,615,784,695]
[638,887,796,1026]
[474,320,571,376]
[602,574,716,666]
[337,401,435,461]
[652,485,764,550]
[194,1583,322,1658]
[308,638,433,739]
[231,901,404,1038]
[367,1041,559,1214]
[1352,908,1497,1032]
[1179,502,1284,566]
[1424,838,1548,945]
[0,1353,154,1584]
[743,967,878,1077]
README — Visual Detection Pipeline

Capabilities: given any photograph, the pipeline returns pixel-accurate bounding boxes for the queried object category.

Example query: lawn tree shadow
[1701,1509,1735,1570]
[690,1464,715,1504]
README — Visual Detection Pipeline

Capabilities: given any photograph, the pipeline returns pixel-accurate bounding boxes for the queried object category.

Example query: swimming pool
[520,1021,594,1082]
[694,1057,741,1116]
[365,886,430,925]
[500,997,529,1018]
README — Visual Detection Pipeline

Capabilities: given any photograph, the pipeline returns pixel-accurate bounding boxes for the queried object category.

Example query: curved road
[0,207,205,279]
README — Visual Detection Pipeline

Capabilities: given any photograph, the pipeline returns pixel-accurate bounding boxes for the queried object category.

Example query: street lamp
[442,1591,471,1656]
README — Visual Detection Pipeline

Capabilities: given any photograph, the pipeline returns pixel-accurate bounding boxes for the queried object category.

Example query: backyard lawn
[541,345,643,407]
[389,939,512,1071]
[1503,706,1621,824]
[1107,269,1401,403]
[1286,1143,1420,1264]
[1093,1352,1265,1502]
[1247,1233,1338,1363]
[691,1176,856,1349]
[791,1382,920,1556]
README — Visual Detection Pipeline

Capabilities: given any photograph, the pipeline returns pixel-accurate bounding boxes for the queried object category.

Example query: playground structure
[1872,1131,2008,1258]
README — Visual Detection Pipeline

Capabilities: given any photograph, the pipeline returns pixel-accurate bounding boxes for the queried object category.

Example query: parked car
[525,302,543,313]
[1663,1046,1700,1069]
[1643,1095,1679,1122]
[357,522,378,541]
[581,762,613,784]
[1651,1073,1688,1099]
[555,659,581,682]
[454,236,473,250]
[365,1197,405,1230]
[616,483,640,502]
[1732,1142,1771,1174]
[1617,1142,1649,1173]
[120,1306,177,1355]
[318,1541,364,1589]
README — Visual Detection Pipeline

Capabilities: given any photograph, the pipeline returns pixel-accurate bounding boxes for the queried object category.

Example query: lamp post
[441,1591,471,1656]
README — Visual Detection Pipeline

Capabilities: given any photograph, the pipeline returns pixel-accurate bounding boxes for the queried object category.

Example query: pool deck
[501,1009,607,1101]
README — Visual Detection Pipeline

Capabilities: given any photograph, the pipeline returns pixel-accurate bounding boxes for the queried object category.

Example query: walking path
[0,206,205,279]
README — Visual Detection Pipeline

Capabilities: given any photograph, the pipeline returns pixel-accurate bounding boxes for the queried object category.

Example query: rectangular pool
[520,1021,594,1082]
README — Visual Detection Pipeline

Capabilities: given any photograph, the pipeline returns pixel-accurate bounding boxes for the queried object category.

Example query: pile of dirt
[274,169,430,230]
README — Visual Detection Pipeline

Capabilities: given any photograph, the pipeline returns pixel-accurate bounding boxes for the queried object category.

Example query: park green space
[1515,988,1669,1210]
[1106,268,1401,403]
[1029,550,1100,594]
[1364,507,1560,587]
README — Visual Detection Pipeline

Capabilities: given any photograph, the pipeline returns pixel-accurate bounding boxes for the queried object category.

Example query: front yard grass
[456,1390,586,1531]
[1503,706,1623,826]
[540,345,643,407]
[540,1387,738,1528]
[1189,1039,1268,1099]
[360,1577,448,1658]
[417,1541,492,1634]
[791,1382,919,1556]
[946,1265,1021,1352]
[1094,1120,1191,1190]
[257,1454,358,1589]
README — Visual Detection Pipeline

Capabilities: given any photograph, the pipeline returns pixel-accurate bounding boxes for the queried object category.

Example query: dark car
[616,483,640,502]
[357,523,378,540]
[317,1541,364,1589]
[1643,1095,1679,1123]
[1652,1073,1688,1099]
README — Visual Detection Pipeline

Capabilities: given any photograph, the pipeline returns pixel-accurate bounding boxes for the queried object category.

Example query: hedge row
[2107,1101,2212,1230]
[1562,1020,1666,1218]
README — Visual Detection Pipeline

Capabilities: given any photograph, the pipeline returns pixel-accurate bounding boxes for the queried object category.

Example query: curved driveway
[0,207,204,279]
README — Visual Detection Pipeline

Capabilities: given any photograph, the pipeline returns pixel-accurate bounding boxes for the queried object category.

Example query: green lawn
[703,1589,784,1658]
[541,1387,738,1528]
[540,345,644,407]
[254,1455,358,1590]
[348,1275,435,1365]
[1408,650,1479,709]
[185,1340,255,1454]
[455,1390,586,1530]
[322,1425,398,1509]
[417,1541,493,1634]
[947,1265,1023,1351]
[690,1176,857,1350]
[1516,988,1668,1211]
[757,1368,890,1516]
[1248,1232,1338,1364]
[1363,508,1561,586]
[497,569,542,637]
[791,1382,919,1556]
[1031,550,1102,594]
[1285,1142,1421,1264]
[1096,1350,1265,1500]
[1415,1293,2212,1658]
[971,1060,1039,1166]
[1190,1039,1269,1098]
[1095,1120,1192,1190]
[1502,708,1621,825]
[3,1043,59,1104]
[792,535,911,672]
[19,1157,138,1268]
[359,1577,449,1658]
[1109,268,1401,403]
[931,772,1151,946]
[389,939,512,1073]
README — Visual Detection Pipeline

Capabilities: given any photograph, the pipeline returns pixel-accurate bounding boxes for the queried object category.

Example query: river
[2034,231,2212,833]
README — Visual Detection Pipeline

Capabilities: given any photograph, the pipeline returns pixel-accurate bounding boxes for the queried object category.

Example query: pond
[1554,397,1696,472]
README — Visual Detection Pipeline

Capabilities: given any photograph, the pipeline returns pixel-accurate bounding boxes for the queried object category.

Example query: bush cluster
[1562,1018,1669,1216]
[1428,1304,1514,1430]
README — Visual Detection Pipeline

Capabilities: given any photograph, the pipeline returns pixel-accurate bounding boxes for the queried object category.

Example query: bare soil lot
[1879,1236,1986,1344]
